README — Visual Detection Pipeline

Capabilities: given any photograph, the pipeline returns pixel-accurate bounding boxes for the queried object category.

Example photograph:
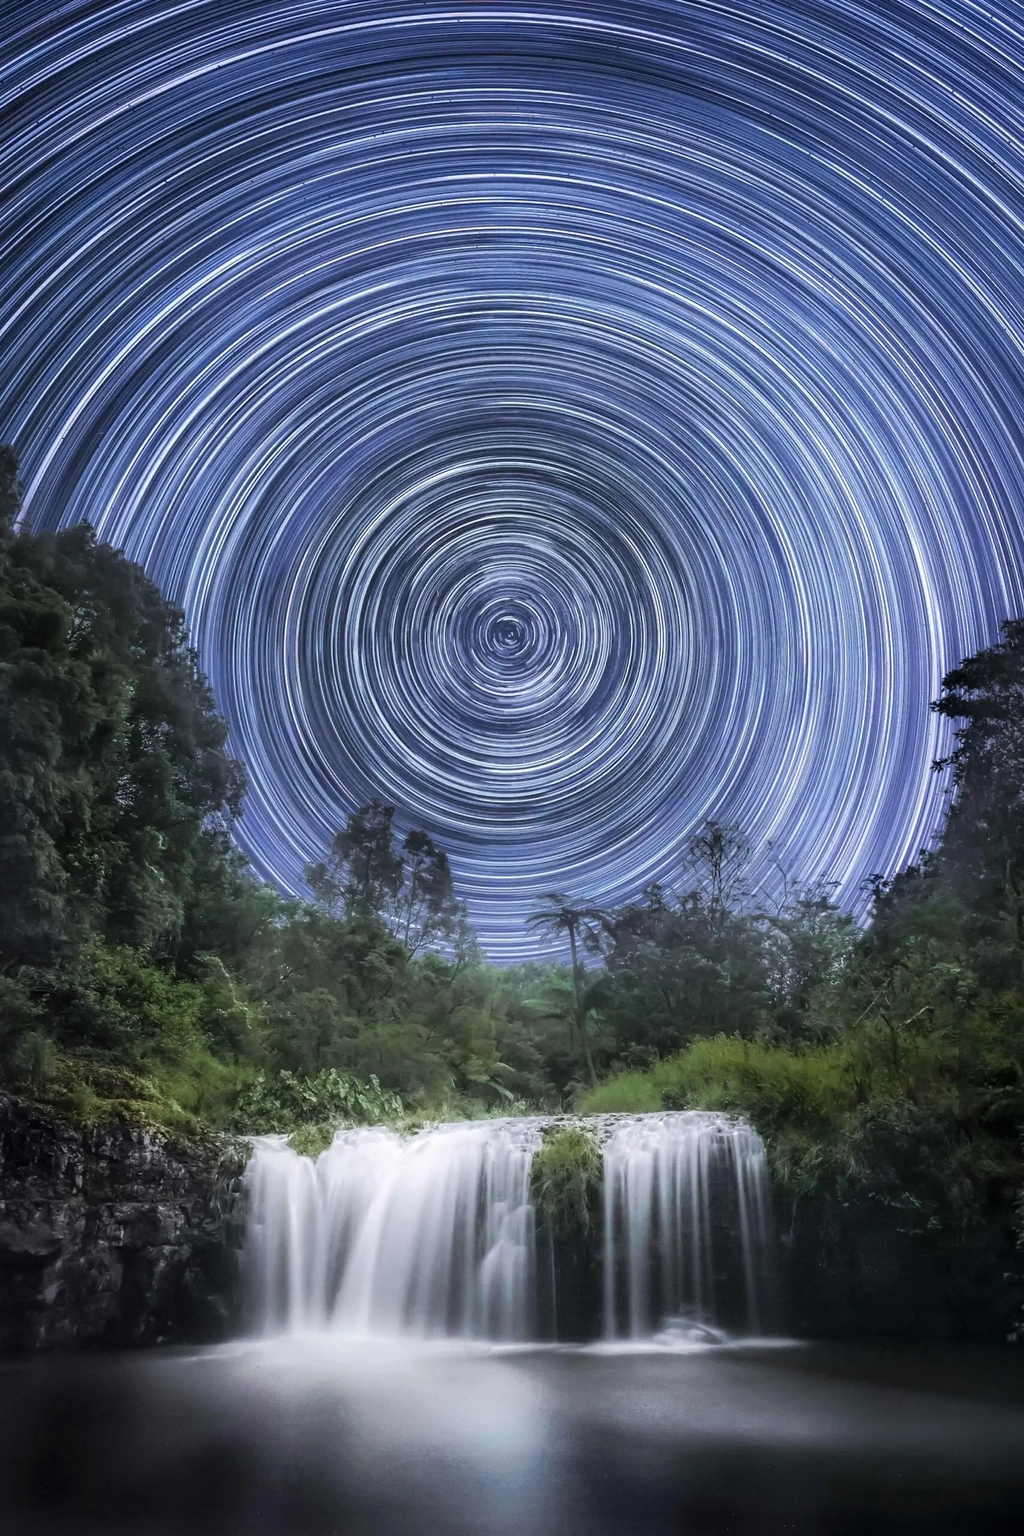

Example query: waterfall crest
[243,1112,771,1342]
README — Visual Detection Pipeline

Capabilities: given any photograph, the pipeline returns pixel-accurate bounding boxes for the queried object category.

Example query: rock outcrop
[0,1093,246,1353]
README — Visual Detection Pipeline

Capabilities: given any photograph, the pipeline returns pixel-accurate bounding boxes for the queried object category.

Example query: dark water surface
[1,1339,1022,1535]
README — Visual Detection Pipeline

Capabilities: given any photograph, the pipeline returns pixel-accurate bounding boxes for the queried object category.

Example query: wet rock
[0,1093,247,1354]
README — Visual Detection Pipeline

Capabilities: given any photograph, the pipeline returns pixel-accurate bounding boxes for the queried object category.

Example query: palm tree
[525,893,605,1084]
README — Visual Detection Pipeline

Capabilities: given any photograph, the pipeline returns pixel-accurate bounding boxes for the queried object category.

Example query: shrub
[25,1055,219,1137]
[530,1125,603,1233]
[580,1035,852,1132]
[575,1072,663,1115]
[654,1035,855,1135]
[54,943,208,1069]
[230,1066,403,1139]
[577,1035,862,1198]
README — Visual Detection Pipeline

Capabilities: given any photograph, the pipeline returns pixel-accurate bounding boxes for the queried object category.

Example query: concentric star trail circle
[4,2,1024,956]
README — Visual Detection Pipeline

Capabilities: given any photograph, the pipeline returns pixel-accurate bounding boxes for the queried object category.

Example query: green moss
[530,1124,603,1233]
[287,1120,345,1158]
[25,1055,205,1138]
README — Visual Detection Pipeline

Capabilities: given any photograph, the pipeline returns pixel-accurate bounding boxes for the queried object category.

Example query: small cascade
[243,1112,771,1343]
[244,1119,541,1339]
[602,1112,770,1338]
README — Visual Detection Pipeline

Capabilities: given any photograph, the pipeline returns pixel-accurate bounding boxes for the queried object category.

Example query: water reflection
[0,1340,1022,1535]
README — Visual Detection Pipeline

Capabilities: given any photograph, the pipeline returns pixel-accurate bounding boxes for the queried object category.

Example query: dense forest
[2,445,1023,1335]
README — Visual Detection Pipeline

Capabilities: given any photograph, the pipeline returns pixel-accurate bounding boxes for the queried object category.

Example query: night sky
[4,1,1024,957]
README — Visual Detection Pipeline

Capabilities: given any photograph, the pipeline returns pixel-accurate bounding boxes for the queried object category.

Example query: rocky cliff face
[776,1188,1024,1344]
[0,1094,246,1353]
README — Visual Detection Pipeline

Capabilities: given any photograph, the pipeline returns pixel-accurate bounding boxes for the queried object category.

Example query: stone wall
[0,1093,246,1353]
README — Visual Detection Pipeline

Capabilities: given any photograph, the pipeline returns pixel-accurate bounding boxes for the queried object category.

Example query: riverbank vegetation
[1,445,1023,1335]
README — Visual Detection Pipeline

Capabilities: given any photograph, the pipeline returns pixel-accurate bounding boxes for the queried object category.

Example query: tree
[761,890,856,1042]
[306,799,462,953]
[0,452,246,970]
[524,894,605,1084]
[396,828,461,954]
[595,882,769,1058]
[684,819,752,936]
[932,619,1024,977]
[0,448,20,547]
[490,963,574,1104]
[307,800,404,920]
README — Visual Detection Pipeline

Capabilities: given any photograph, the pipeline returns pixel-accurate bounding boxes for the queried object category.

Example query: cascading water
[243,1112,771,1342]
[245,1120,541,1339]
[601,1112,770,1340]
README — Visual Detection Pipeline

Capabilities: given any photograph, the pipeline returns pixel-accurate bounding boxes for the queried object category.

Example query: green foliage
[306,799,464,954]
[932,619,1024,930]
[582,1035,863,1200]
[0,495,246,969]
[485,963,575,1104]
[575,1070,664,1115]
[230,1066,403,1137]
[234,1066,404,1156]
[24,1053,246,1138]
[530,1125,603,1233]
[579,1035,854,1177]
[659,1036,854,1133]
[58,941,207,1066]
[285,1122,344,1158]
[525,894,608,1085]
[593,884,846,1068]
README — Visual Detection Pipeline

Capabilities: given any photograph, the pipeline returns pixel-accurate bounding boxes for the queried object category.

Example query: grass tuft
[530,1124,603,1232]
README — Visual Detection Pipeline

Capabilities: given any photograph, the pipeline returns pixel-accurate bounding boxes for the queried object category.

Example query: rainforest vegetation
[2,446,1023,1333]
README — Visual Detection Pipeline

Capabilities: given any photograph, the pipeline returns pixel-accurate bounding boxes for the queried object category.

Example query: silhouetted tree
[306,799,462,953]
[932,619,1024,977]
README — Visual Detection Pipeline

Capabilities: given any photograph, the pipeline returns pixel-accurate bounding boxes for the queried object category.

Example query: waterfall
[601,1112,770,1339]
[244,1120,541,1339]
[243,1112,771,1342]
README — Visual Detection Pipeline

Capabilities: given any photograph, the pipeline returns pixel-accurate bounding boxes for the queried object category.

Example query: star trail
[4,0,1024,957]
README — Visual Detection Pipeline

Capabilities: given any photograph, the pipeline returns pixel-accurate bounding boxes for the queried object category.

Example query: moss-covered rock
[0,1091,246,1353]
[530,1124,603,1233]
[530,1124,604,1340]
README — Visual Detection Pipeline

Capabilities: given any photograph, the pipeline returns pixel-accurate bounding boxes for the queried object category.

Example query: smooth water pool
[1,1339,1022,1534]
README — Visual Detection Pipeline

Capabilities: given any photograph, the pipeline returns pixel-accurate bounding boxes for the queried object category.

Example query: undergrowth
[530,1124,603,1233]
